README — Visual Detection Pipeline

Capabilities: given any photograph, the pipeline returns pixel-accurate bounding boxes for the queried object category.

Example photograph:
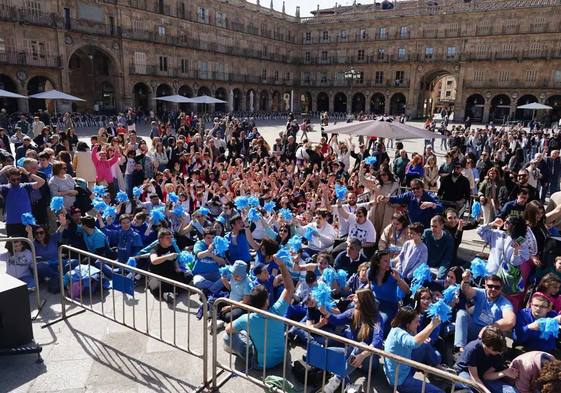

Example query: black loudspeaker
[0,274,34,349]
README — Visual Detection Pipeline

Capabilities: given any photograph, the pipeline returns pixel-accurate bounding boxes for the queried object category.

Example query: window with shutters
[320,72,328,84]
[159,56,168,72]
[554,70,561,83]
[321,51,328,62]
[322,31,329,41]
[474,70,485,81]
[398,48,406,59]
[395,71,404,83]
[359,29,367,40]
[399,26,409,38]
[357,50,365,61]
[447,47,457,58]
[340,30,347,41]
[158,26,165,36]
[305,52,310,62]
[378,27,386,39]
[498,71,510,82]
[526,70,537,82]
[134,52,146,74]
[305,32,311,42]
[425,47,434,59]
[375,71,384,84]
[216,11,226,27]
[198,7,207,23]
[377,48,385,60]
[180,59,188,74]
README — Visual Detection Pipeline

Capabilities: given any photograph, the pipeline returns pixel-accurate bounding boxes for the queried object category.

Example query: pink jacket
[91,148,119,183]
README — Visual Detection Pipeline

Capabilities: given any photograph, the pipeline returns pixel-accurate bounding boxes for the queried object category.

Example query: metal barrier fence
[52,245,210,391]
[0,236,45,317]
[211,298,490,393]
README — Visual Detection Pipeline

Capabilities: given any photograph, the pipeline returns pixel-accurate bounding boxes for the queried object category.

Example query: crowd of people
[1,108,561,393]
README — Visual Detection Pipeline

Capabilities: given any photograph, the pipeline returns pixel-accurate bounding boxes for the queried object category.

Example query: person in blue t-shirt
[454,272,516,351]
[98,214,143,264]
[515,292,561,353]
[226,215,260,263]
[224,255,294,370]
[192,228,226,295]
[219,260,253,323]
[251,263,283,307]
[384,307,443,393]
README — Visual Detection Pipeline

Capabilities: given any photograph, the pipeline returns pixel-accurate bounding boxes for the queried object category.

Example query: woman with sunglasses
[48,161,78,211]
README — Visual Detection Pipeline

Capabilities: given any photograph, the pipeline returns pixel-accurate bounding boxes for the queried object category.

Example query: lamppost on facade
[345,67,361,113]
[88,53,97,112]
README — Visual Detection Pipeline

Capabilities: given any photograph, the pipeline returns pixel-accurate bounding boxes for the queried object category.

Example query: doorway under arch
[133,82,151,112]
[516,95,538,122]
[156,84,173,114]
[490,95,511,123]
[246,89,256,112]
[352,93,366,113]
[334,92,347,113]
[546,95,561,125]
[0,74,19,113]
[215,87,228,112]
[390,93,406,115]
[233,89,242,111]
[465,94,485,122]
[418,70,457,118]
[68,46,118,112]
[259,90,269,112]
[317,92,329,112]
[370,93,385,114]
[300,92,312,113]
[27,76,56,113]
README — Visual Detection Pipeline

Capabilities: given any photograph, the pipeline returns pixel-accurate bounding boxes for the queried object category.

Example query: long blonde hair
[352,288,380,342]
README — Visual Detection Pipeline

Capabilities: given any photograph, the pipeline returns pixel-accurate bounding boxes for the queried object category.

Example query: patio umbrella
[516,102,552,121]
[155,95,195,103]
[190,95,227,104]
[0,89,27,99]
[29,89,85,102]
[324,119,446,140]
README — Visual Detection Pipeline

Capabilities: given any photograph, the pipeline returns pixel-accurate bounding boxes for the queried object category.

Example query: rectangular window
[305,51,310,62]
[303,72,310,83]
[340,30,347,40]
[27,1,41,17]
[0,38,5,54]
[375,71,384,84]
[359,29,367,40]
[554,70,561,83]
[400,26,409,38]
[274,70,279,81]
[134,51,146,74]
[395,71,405,83]
[498,71,510,82]
[425,47,434,59]
[180,59,188,73]
[322,31,329,41]
[357,49,365,61]
[178,3,186,18]
[199,61,208,78]
[447,46,457,58]
[262,69,267,79]
[320,72,328,84]
[321,51,328,61]
[198,7,207,23]
[474,70,484,81]
[305,32,311,41]
[216,12,226,27]
[159,56,168,72]
[377,48,385,60]
[398,48,406,59]
[158,26,165,36]
[378,27,386,39]
[526,70,537,82]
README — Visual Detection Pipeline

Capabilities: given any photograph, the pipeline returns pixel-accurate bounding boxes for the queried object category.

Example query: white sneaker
[322,376,341,393]
[208,320,225,333]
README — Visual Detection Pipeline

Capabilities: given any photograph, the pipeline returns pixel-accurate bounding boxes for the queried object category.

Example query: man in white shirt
[336,203,376,248]
[297,209,337,254]
[31,116,46,138]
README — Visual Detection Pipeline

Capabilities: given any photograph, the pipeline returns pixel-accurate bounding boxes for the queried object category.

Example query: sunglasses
[36,231,45,235]
[486,284,502,290]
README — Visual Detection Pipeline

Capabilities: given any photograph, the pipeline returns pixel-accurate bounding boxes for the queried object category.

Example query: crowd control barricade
[50,245,210,390]
[0,236,45,318]
[211,298,490,393]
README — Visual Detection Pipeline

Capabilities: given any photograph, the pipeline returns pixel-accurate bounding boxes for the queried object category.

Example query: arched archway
[546,95,561,125]
[133,82,151,112]
[282,91,291,112]
[197,86,211,112]
[352,93,366,113]
[233,89,242,111]
[271,91,281,112]
[516,95,538,121]
[0,74,19,113]
[178,85,193,112]
[334,92,347,113]
[390,93,406,115]
[465,94,485,122]
[317,92,329,112]
[370,93,385,114]
[300,92,312,113]
[490,94,511,123]
[418,70,457,118]
[156,84,173,114]
[259,90,269,112]
[215,87,227,113]
[27,76,56,113]
[246,89,256,112]
[68,46,119,112]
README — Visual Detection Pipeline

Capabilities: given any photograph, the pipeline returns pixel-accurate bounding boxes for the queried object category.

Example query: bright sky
[246,0,357,17]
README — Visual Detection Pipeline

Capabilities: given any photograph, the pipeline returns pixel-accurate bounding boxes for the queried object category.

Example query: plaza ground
[0,120,483,393]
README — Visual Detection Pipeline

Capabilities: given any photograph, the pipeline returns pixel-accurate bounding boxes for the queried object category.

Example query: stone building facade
[1,0,561,123]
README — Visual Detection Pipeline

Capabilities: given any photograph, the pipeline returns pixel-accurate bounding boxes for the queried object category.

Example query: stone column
[290,90,294,112]
[311,93,318,113]
[453,66,466,122]
[229,89,234,112]
[328,92,334,113]
[482,102,491,123]
[249,91,254,112]
[407,65,418,119]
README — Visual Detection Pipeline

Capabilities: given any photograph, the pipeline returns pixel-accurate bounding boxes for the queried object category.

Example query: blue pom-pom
[336,269,348,289]
[427,299,453,323]
[49,196,65,213]
[471,201,481,219]
[197,207,210,216]
[132,186,142,198]
[537,318,560,340]
[150,207,166,224]
[102,206,117,218]
[410,264,432,296]
[172,205,185,217]
[364,156,377,165]
[335,184,348,200]
[470,257,489,279]
[304,226,319,241]
[116,191,128,203]
[213,236,230,257]
[264,201,276,213]
[234,196,249,210]
[287,235,303,252]
[322,267,336,285]
[311,282,336,310]
[247,208,261,223]
[178,251,195,271]
[274,247,293,267]
[247,196,260,208]
[127,257,137,268]
[21,212,36,226]
[220,266,232,280]
[442,284,459,304]
[92,185,107,197]
[92,198,108,212]
[168,192,179,204]
[216,215,226,224]
[279,208,293,221]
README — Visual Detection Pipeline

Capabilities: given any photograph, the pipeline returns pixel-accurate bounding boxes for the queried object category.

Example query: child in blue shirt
[220,260,252,322]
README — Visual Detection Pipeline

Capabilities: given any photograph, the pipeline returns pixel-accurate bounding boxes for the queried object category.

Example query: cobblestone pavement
[0,120,482,392]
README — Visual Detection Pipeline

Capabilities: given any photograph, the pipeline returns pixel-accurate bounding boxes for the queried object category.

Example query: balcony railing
[464,79,553,89]
[0,50,61,68]
[0,6,57,27]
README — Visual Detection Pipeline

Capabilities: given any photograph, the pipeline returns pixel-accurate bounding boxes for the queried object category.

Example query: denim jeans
[397,370,445,393]
[223,331,257,370]
[457,371,519,393]
[454,309,482,348]
[411,342,442,366]
[329,346,380,382]
[124,174,133,198]
[193,274,224,294]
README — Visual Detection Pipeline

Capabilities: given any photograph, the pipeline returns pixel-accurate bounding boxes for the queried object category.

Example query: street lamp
[344,67,361,86]
[88,53,97,112]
